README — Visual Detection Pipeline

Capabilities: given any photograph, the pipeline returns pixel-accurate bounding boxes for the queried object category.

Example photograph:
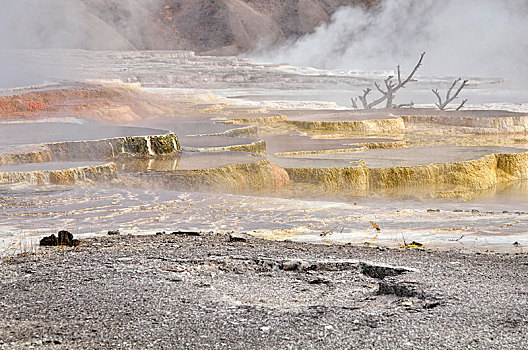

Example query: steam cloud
[0,0,149,87]
[0,0,142,50]
[257,0,528,79]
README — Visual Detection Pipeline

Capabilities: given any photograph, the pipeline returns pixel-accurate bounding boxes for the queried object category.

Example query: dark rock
[171,231,201,236]
[58,231,75,246]
[229,232,252,243]
[108,230,120,236]
[308,278,332,285]
[40,231,79,247]
[378,278,424,298]
[423,301,441,309]
[360,262,410,279]
[282,260,301,271]
[40,234,58,246]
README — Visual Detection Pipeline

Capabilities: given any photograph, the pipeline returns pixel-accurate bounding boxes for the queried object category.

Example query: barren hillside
[6,0,376,54]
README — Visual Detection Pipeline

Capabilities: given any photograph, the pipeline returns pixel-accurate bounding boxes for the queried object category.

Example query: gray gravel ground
[1,232,528,349]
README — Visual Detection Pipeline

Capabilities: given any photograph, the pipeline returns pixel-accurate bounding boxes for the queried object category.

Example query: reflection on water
[2,50,528,254]
[0,122,169,146]
[118,152,263,172]
[1,182,527,253]
[470,180,528,203]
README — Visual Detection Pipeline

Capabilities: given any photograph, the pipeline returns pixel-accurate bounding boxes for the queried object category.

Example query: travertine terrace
[0,51,527,251]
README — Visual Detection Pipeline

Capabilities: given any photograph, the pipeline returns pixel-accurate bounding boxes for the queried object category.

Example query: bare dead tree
[355,52,425,109]
[432,78,468,111]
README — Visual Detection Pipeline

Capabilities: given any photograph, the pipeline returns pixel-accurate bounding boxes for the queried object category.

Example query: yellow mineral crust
[286,118,405,134]
[283,152,528,194]
[285,165,369,191]
[275,148,367,157]
[167,160,289,193]
[189,140,266,154]
[0,149,53,166]
[0,163,118,186]
[361,141,409,149]
[401,114,528,134]
[222,115,288,125]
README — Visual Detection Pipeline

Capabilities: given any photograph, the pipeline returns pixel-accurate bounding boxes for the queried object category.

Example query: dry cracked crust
[1,232,528,349]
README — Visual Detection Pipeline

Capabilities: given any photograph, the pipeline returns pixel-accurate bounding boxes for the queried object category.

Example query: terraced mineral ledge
[0,162,117,186]
[0,79,527,253]
[0,24,527,349]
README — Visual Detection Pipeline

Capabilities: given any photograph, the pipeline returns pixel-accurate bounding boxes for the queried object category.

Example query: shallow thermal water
[0,121,169,146]
[0,50,527,253]
[276,146,526,168]
[0,184,527,254]
[3,49,528,109]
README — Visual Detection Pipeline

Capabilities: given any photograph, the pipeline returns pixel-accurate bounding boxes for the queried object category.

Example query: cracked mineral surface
[1,233,527,349]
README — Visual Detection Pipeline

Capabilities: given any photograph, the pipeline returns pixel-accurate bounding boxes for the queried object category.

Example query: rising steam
[256,0,528,79]
[0,0,155,87]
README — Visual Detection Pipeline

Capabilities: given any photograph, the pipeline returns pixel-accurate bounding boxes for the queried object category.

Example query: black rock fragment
[229,232,252,242]
[40,230,80,247]
[171,231,201,236]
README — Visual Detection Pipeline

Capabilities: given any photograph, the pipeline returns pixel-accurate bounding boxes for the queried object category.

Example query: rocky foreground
[1,233,527,349]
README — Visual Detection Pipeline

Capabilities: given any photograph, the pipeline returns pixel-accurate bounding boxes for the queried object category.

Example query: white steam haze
[0,0,144,87]
[0,0,136,50]
[256,0,528,79]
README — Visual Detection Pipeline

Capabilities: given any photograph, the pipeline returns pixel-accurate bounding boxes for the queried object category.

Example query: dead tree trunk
[355,52,425,109]
[432,78,468,111]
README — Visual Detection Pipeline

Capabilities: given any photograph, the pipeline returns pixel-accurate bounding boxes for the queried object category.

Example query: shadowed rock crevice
[378,278,424,298]
[359,261,413,279]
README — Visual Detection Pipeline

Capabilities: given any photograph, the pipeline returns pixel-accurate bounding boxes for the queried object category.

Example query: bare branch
[366,52,425,109]
[384,77,395,91]
[453,80,468,99]
[374,82,386,94]
[432,89,442,106]
[396,52,425,90]
[432,78,469,110]
[445,78,461,101]
[351,97,358,109]
[456,99,468,111]
[353,52,425,109]
[358,88,372,109]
